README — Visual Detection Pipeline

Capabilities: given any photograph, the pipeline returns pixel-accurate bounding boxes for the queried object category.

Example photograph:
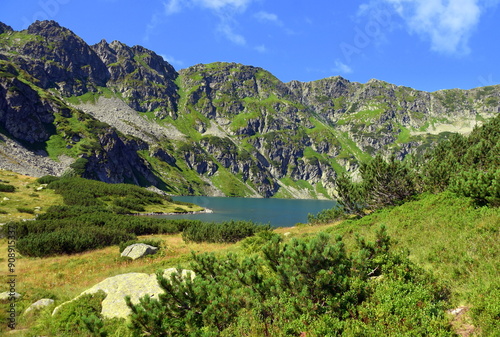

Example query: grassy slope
[0,170,63,222]
[0,170,203,219]
[0,181,498,335]
[328,192,499,302]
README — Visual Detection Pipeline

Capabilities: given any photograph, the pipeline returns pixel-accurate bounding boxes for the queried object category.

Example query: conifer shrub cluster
[182,220,270,243]
[307,207,346,225]
[0,183,15,192]
[17,226,135,257]
[10,177,266,257]
[13,208,199,257]
[329,114,500,217]
[46,291,107,337]
[45,177,170,207]
[119,227,452,336]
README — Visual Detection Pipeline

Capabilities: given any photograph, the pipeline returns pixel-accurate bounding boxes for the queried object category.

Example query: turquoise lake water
[154,196,338,228]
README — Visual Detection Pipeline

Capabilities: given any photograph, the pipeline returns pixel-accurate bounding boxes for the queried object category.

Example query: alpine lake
[154,196,338,228]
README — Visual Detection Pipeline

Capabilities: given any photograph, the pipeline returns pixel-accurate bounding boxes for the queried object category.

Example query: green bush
[47,177,167,209]
[36,175,60,184]
[113,198,145,212]
[126,228,452,336]
[0,183,15,192]
[450,168,500,206]
[308,207,346,225]
[49,291,106,337]
[16,207,35,214]
[17,226,135,257]
[182,220,270,243]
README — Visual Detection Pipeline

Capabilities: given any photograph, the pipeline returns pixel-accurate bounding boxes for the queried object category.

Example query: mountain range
[0,20,498,198]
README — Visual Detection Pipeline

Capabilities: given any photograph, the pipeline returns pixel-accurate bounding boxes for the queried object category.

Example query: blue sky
[1,0,499,92]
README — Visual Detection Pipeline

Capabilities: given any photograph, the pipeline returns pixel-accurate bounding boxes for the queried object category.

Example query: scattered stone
[120,243,158,260]
[448,307,468,316]
[447,306,476,337]
[36,186,44,191]
[3,197,10,201]
[283,232,291,237]
[0,292,21,301]
[24,299,54,314]
[53,269,195,319]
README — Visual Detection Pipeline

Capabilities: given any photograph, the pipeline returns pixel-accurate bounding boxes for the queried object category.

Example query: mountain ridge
[0,20,498,198]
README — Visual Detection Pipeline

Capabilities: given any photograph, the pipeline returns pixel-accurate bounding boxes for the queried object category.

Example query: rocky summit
[0,20,498,198]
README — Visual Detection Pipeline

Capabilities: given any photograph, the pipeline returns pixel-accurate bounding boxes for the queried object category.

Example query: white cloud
[255,44,267,53]
[254,11,283,26]
[164,0,182,14]
[161,54,185,67]
[160,0,254,45]
[378,0,496,55]
[194,0,252,11]
[165,0,252,12]
[217,22,246,45]
[332,60,353,74]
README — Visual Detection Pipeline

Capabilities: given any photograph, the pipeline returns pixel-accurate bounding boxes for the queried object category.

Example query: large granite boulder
[120,243,158,260]
[52,268,194,319]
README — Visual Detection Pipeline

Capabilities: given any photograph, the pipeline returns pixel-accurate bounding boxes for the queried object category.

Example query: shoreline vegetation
[132,208,214,216]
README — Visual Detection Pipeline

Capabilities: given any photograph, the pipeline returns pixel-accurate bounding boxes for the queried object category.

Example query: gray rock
[52,269,195,319]
[0,292,21,301]
[120,243,158,260]
[24,298,54,314]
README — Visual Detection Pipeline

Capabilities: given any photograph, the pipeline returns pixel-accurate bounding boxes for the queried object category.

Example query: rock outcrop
[52,269,195,319]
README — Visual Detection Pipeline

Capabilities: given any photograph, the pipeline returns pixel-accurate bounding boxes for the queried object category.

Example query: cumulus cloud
[333,60,353,74]
[161,0,254,45]
[378,0,496,55]
[164,0,252,13]
[164,0,182,14]
[254,11,283,26]
[217,22,247,45]
[194,0,252,11]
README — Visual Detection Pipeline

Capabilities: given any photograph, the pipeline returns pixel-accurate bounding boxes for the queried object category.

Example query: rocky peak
[2,20,109,95]
[90,39,179,113]
[0,22,13,34]
[27,20,69,38]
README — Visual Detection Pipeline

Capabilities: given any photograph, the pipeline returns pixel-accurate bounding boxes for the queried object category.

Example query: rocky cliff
[0,20,498,198]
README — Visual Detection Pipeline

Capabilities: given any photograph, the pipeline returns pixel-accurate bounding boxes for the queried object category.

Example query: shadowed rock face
[1,20,499,198]
[52,269,195,319]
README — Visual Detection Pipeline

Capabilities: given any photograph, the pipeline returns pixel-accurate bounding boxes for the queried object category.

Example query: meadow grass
[0,170,63,223]
[0,173,498,335]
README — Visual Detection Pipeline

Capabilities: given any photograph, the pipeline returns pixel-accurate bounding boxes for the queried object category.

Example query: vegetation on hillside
[121,227,452,336]
[0,114,498,336]
[4,177,268,257]
[327,114,500,220]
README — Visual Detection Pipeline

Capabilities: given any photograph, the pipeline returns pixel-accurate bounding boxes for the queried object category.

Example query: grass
[0,233,239,335]
[210,168,256,197]
[396,126,411,143]
[0,169,498,335]
[325,192,500,335]
[0,170,63,223]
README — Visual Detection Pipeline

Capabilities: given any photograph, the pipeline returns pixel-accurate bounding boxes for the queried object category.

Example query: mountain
[0,20,498,198]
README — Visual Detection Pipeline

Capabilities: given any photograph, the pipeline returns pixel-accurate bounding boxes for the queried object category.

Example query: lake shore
[133,208,214,216]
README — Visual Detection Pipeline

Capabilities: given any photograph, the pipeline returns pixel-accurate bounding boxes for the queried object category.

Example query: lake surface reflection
[154,196,337,228]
